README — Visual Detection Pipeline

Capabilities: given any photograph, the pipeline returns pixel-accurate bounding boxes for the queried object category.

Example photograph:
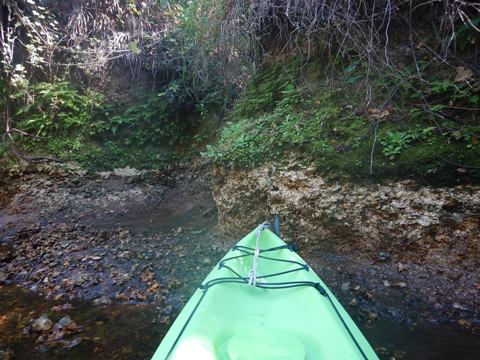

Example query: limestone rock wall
[212,164,480,270]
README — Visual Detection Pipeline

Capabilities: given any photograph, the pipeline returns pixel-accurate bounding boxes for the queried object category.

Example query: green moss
[203,85,342,166]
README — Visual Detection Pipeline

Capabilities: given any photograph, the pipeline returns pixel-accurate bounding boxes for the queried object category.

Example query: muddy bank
[212,163,480,324]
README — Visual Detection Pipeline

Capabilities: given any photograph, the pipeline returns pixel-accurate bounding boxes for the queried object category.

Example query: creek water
[0,285,164,359]
[1,278,479,359]
[361,318,480,359]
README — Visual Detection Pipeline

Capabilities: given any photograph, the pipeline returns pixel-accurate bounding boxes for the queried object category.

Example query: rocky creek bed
[0,162,479,359]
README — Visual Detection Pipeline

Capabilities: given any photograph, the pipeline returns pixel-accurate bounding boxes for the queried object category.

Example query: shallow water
[0,285,166,360]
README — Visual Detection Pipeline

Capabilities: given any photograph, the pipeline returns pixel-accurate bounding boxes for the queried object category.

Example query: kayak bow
[152,225,379,359]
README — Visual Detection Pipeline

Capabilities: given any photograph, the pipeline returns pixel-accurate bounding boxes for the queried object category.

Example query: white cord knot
[248,222,269,287]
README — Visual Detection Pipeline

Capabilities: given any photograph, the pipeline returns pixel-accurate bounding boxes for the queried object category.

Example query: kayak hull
[152,228,378,359]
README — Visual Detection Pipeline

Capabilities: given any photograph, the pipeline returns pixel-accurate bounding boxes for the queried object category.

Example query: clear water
[0,285,166,360]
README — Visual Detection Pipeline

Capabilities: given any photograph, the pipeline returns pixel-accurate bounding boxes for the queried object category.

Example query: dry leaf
[367,108,390,119]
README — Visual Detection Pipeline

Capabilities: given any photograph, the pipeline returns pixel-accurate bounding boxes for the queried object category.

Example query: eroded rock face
[212,164,480,269]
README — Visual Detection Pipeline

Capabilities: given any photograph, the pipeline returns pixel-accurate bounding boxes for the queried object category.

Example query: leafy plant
[5,81,104,157]
[454,17,480,52]
[203,78,340,167]
[379,131,417,160]
[94,91,192,148]
[230,62,300,120]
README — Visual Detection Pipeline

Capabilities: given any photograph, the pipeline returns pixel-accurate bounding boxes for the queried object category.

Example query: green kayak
[152,224,379,359]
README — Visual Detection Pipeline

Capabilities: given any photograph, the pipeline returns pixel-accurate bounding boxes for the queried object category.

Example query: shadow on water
[88,181,218,234]
[361,319,480,360]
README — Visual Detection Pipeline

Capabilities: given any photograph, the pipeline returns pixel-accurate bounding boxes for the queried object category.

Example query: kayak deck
[152,228,378,359]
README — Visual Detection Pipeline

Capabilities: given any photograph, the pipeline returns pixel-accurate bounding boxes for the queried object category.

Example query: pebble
[32,315,53,332]
[93,296,112,306]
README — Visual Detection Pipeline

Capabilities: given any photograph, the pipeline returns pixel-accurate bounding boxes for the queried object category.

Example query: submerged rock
[93,296,112,306]
[32,315,53,332]
[58,315,78,331]
[63,336,82,350]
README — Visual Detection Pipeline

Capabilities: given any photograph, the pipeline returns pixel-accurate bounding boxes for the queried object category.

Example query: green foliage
[203,82,340,166]
[204,56,480,183]
[13,82,102,139]
[203,117,273,166]
[94,92,189,147]
[385,63,480,125]
[7,81,103,157]
[454,17,480,52]
[2,0,478,183]
[71,140,181,171]
[204,61,311,166]
[6,80,196,169]
[70,88,200,170]
[379,131,417,160]
[151,0,247,111]
[230,62,299,120]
